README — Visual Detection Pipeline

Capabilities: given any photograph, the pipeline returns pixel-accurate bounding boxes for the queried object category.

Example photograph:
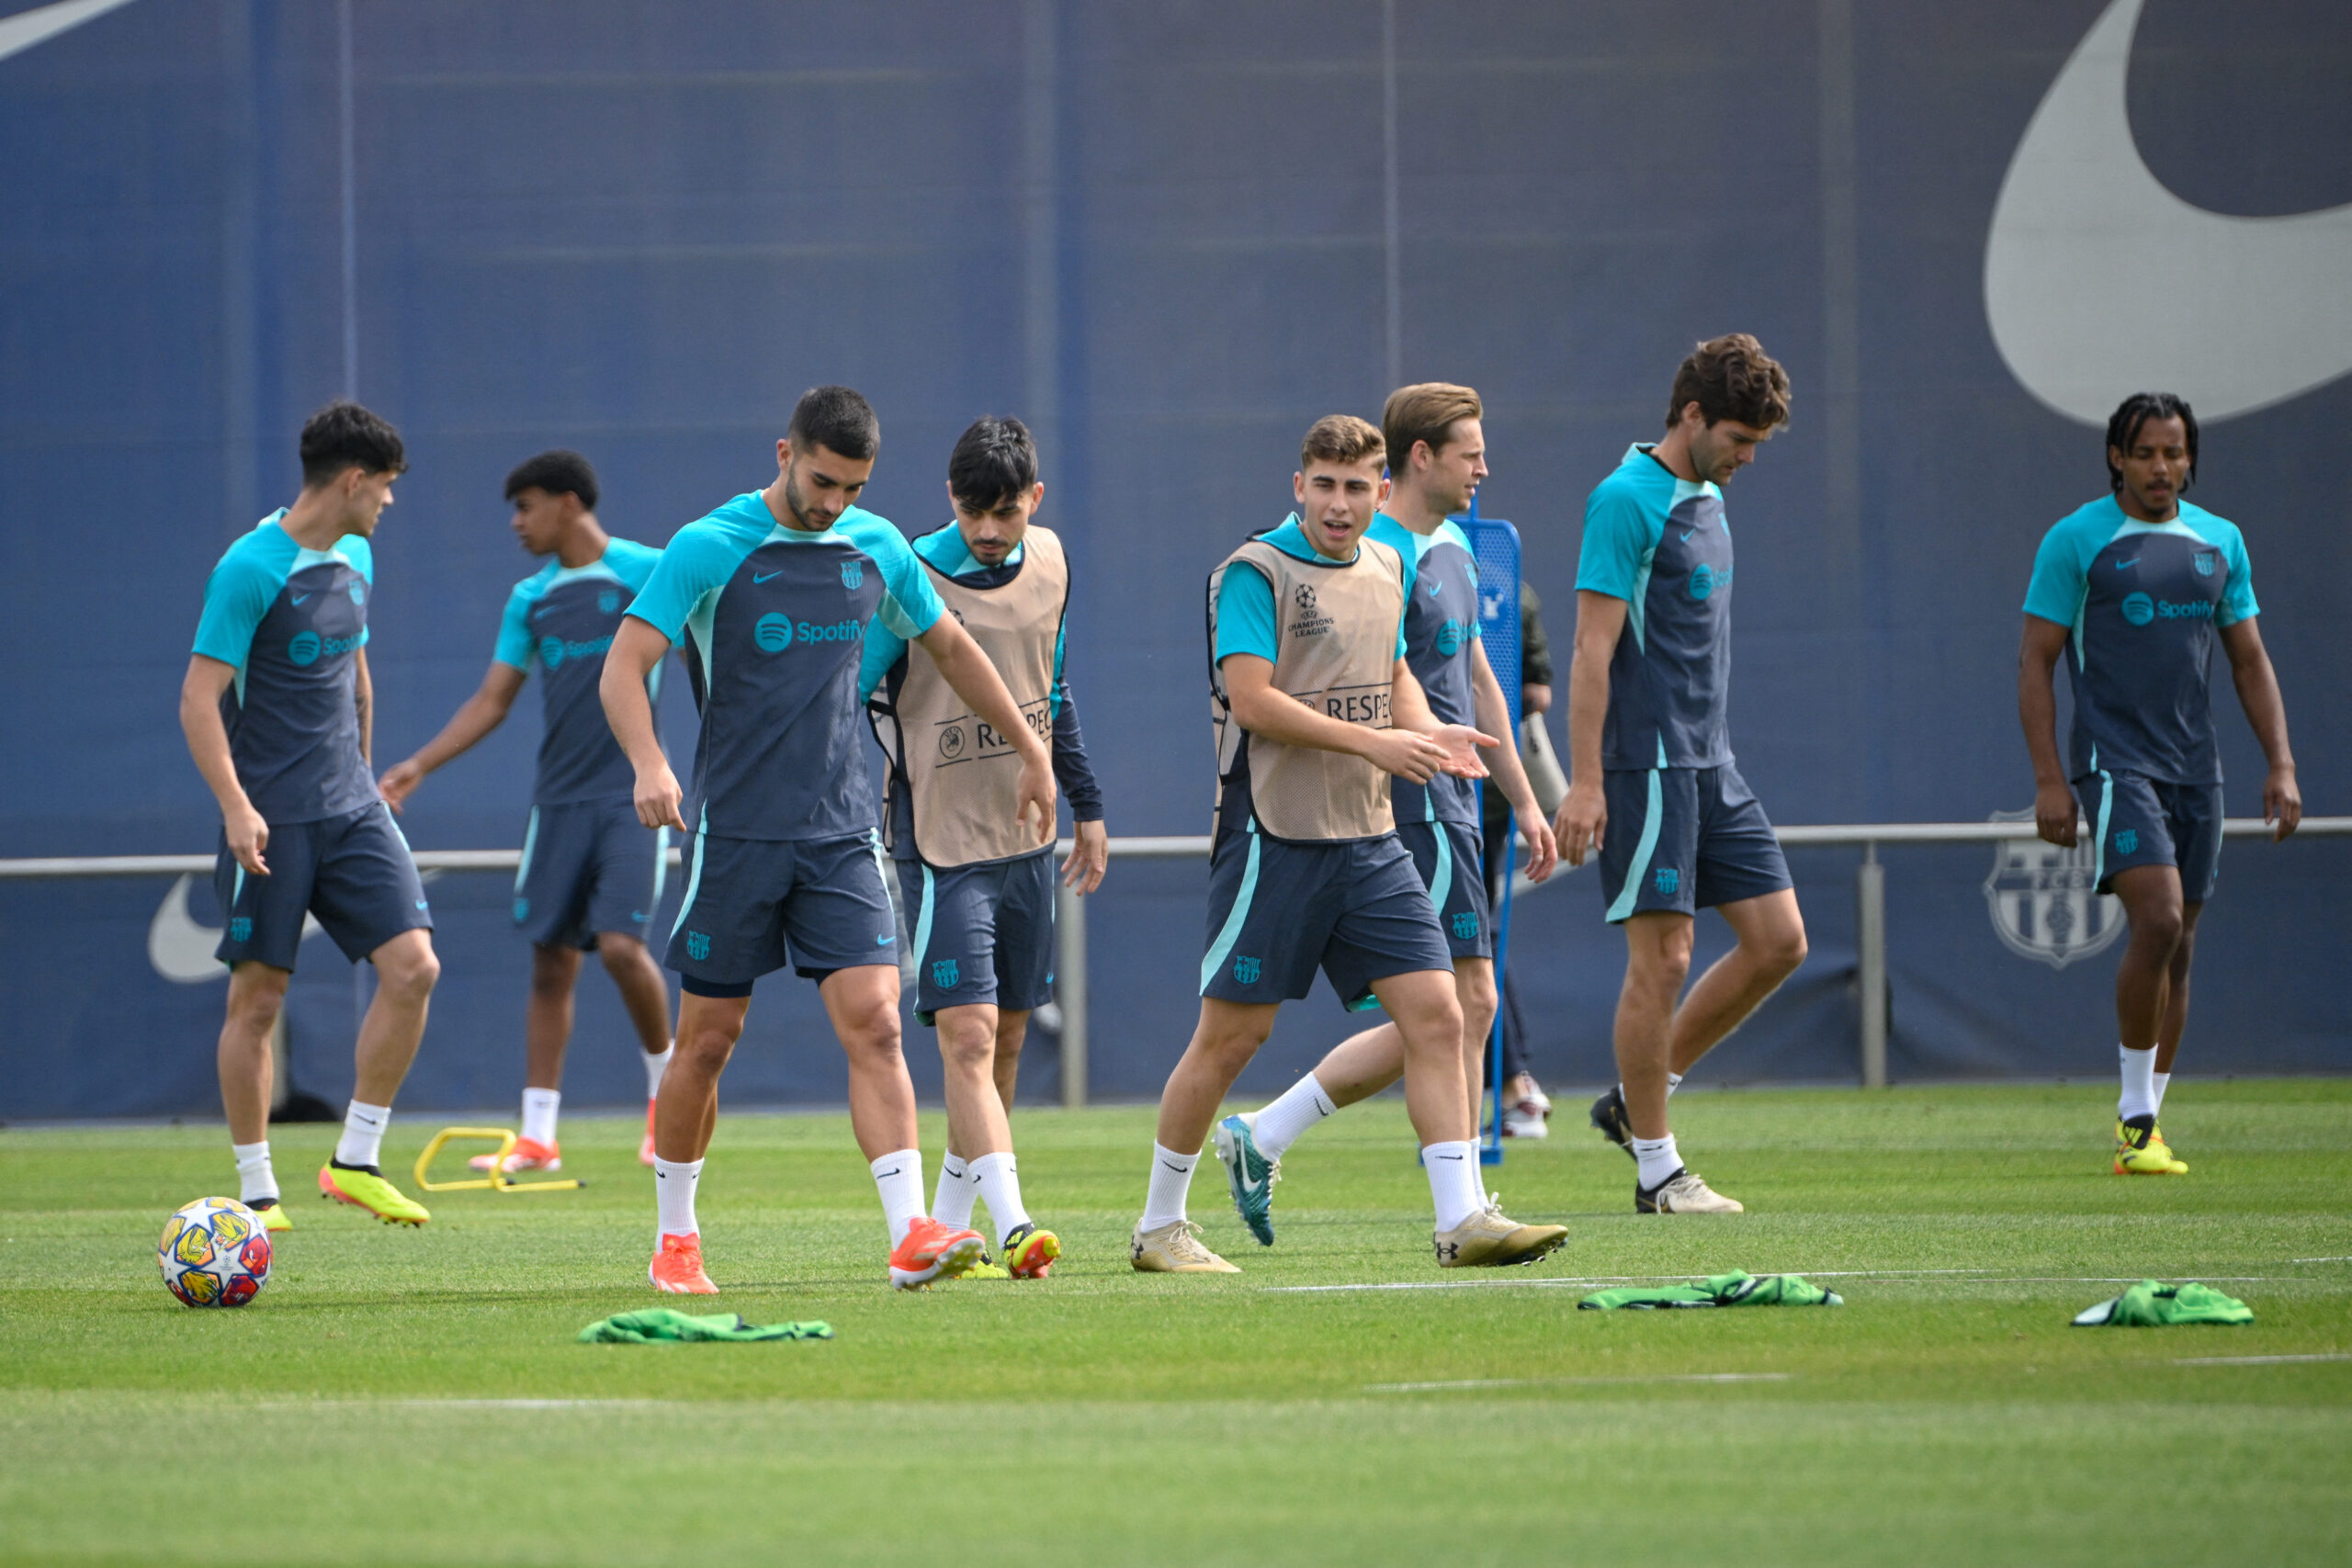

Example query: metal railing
[4,817,2345,1102]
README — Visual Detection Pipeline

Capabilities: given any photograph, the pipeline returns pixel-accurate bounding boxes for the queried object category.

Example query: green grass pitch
[4,1079,2349,1565]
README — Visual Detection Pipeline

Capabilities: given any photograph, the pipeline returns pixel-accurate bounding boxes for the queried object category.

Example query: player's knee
[225,966,288,1030]
[2132,901,2186,953]
[379,943,440,1000]
[595,938,648,979]
[1754,922,1808,979]
[936,1016,996,1076]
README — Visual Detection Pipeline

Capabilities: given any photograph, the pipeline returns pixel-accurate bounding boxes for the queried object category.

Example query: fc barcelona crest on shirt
[1982,808,2123,969]
[2194,550,2217,578]
[841,560,864,590]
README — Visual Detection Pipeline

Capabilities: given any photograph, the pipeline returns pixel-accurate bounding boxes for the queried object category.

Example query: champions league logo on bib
[1982,808,2124,969]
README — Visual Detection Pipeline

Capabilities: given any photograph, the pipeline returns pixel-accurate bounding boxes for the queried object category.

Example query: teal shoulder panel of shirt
[1214,557,1279,664]
[339,531,374,584]
[603,536,663,594]
[625,494,773,644]
[493,561,558,670]
[2021,495,2121,625]
[834,507,943,640]
[1368,513,1420,599]
[1577,447,1673,600]
[193,520,301,666]
[2176,501,2258,625]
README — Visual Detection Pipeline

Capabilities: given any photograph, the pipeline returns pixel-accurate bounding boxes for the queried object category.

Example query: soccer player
[2017,392,2299,1175]
[180,400,442,1231]
[1209,386,1558,1247]
[378,450,675,1173]
[1131,414,1567,1273]
[601,387,1057,1293]
[1556,334,1808,1214]
[863,416,1108,1280]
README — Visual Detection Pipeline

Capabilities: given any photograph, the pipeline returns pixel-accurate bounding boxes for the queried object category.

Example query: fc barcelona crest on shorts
[1451,910,1480,940]
[1232,954,1262,985]
[932,958,960,990]
[1982,808,2123,970]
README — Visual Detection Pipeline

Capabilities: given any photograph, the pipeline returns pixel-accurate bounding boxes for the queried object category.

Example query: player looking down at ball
[863,415,1108,1280]
[602,386,1057,1294]
[2017,391,2299,1177]
[181,400,442,1232]
[1212,384,1558,1247]
[1559,334,1808,1215]
[378,448,677,1176]
[1130,414,1567,1274]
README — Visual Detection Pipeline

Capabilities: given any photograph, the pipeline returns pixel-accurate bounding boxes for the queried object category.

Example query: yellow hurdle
[413,1126,584,1194]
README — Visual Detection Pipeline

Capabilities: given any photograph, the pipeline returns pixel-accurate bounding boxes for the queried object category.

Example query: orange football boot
[649,1232,718,1294]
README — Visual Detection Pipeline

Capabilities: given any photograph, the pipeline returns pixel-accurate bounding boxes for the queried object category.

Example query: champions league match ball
[157,1197,271,1308]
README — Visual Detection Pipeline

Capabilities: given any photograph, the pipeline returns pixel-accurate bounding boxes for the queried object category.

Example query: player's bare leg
[524,943,581,1091]
[220,962,293,1230]
[1610,910,1746,1213]
[219,962,289,1147]
[2109,864,2197,1173]
[930,1001,1052,1274]
[599,932,675,1165]
[317,930,439,1227]
[1662,889,1807,1077]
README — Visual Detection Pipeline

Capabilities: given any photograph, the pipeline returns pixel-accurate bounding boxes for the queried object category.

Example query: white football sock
[932,1152,978,1229]
[654,1156,703,1238]
[871,1150,926,1247]
[969,1152,1031,1245]
[1633,1133,1680,1190]
[232,1141,278,1205]
[1254,1074,1337,1160]
[2152,1071,2171,1115]
[1667,1071,1684,1097]
[334,1100,391,1168]
[1141,1143,1197,1231]
[1423,1141,1482,1232]
[2118,1043,2158,1122]
[520,1087,560,1147]
[643,1041,673,1100]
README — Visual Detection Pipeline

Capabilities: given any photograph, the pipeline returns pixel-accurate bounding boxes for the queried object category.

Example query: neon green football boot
[2113,1117,2188,1176]
[318,1162,433,1224]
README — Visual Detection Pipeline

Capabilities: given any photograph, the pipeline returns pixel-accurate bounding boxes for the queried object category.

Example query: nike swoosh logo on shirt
[1679,529,1695,542]
[290,592,311,604]
[1986,0,2352,423]
[753,570,783,583]
[2114,557,2140,570]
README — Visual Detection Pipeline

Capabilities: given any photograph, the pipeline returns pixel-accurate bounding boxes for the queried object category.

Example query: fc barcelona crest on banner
[1982,808,2123,969]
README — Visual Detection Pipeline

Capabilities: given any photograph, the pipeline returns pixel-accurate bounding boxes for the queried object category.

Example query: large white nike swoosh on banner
[0,0,142,64]
[1984,0,2352,424]
[148,874,323,985]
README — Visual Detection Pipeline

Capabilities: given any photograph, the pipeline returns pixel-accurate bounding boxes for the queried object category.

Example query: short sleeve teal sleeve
[2218,530,2258,626]
[859,620,910,703]
[492,581,537,671]
[1214,560,1277,663]
[2022,523,2090,626]
[1576,485,1654,601]
[627,521,750,645]
[339,535,374,584]
[852,514,944,641]
[192,551,282,667]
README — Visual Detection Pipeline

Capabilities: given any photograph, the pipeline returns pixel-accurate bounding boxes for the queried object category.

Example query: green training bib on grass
[2071,1280,2252,1327]
[1578,1270,1842,1310]
[578,1309,834,1343]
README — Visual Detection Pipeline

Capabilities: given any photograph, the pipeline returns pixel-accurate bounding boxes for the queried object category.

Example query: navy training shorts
[1598,762,1792,923]
[512,795,669,950]
[664,829,899,997]
[897,848,1057,1024]
[213,801,432,971]
[2076,771,2222,902]
[1200,826,1453,1010]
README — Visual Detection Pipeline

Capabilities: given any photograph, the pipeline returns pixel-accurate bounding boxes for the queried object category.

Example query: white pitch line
[1366,1372,1794,1393]
[2289,1257,2352,1265]
[1265,1270,2305,1294]
[2172,1352,2352,1367]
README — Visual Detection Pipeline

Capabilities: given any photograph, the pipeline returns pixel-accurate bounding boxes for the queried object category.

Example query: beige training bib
[876,526,1069,867]
[1207,529,1404,842]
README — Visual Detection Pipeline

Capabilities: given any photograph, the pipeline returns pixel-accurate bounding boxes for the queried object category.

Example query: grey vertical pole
[1057,880,1088,1110]
[1856,841,1887,1088]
